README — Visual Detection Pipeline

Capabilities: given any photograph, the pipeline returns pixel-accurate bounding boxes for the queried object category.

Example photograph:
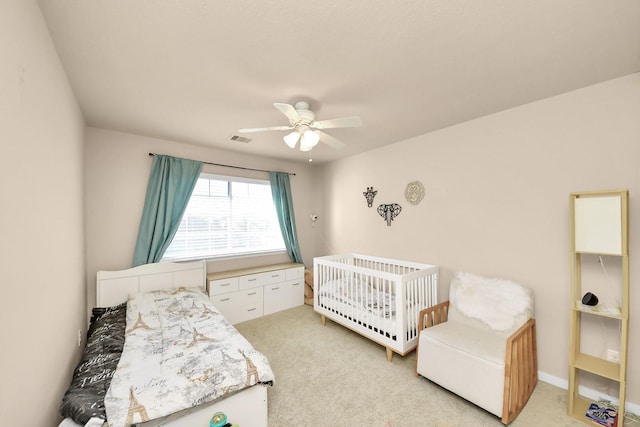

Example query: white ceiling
[38,1,640,164]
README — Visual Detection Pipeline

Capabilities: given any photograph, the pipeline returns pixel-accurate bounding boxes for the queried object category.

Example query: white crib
[314,253,439,361]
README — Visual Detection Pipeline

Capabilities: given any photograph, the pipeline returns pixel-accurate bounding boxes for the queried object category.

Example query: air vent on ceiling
[228,134,252,143]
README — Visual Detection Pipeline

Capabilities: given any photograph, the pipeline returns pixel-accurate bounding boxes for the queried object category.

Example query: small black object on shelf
[581,292,599,306]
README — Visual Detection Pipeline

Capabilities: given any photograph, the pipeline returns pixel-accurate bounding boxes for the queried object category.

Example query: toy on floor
[210,411,239,427]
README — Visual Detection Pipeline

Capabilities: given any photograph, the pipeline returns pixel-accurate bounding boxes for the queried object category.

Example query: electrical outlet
[77,329,82,347]
[606,349,620,364]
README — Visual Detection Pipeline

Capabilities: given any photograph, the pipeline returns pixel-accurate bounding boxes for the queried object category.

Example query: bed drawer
[263,279,303,316]
[208,277,239,295]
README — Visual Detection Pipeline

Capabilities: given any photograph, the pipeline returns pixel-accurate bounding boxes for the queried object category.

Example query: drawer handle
[248,292,257,296]
[221,283,231,287]
[292,282,300,286]
[248,308,256,312]
[272,274,280,277]
[271,286,280,290]
[248,278,257,282]
[220,298,230,302]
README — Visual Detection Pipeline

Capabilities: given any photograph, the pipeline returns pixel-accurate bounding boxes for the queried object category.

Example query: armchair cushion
[421,320,509,365]
[419,320,512,417]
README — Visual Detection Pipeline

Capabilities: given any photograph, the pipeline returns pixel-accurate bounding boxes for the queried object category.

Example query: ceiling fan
[239,101,362,151]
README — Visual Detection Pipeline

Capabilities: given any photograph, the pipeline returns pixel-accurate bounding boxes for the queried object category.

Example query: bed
[313,253,439,361]
[59,260,273,427]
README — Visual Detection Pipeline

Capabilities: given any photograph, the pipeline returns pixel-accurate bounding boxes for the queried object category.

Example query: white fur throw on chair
[451,272,533,331]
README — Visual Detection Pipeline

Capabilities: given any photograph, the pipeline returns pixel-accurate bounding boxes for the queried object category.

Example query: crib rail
[314,254,438,359]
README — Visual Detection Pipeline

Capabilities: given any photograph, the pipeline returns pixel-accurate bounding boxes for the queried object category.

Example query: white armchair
[415,272,538,425]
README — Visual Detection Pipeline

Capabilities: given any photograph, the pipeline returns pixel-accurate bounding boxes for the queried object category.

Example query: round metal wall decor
[404,181,425,205]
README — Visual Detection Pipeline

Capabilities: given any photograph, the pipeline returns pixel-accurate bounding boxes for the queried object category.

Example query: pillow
[59,303,126,425]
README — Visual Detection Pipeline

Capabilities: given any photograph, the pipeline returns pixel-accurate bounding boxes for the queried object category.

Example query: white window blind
[162,173,286,261]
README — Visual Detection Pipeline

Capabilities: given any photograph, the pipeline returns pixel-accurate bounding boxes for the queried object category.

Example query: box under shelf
[568,396,621,426]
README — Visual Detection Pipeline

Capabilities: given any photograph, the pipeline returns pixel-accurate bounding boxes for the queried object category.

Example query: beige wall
[316,73,640,406]
[85,127,317,312]
[0,1,86,425]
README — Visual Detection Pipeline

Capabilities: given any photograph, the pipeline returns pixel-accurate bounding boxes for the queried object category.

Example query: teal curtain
[132,155,203,266]
[269,172,303,264]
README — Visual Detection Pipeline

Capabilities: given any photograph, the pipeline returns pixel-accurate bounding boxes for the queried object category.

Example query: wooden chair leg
[502,319,538,424]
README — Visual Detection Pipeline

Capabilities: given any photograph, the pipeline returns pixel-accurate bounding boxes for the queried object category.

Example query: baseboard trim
[538,371,640,415]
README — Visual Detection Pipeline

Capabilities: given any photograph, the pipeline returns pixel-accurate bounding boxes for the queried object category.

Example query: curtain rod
[148,153,296,176]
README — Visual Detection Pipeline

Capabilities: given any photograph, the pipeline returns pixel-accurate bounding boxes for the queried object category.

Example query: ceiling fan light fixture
[299,130,320,151]
[283,131,300,149]
[242,101,360,153]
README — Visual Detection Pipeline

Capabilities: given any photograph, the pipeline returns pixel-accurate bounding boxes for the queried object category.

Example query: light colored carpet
[235,304,586,427]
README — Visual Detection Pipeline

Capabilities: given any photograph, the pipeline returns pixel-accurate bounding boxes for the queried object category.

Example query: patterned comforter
[103,287,274,427]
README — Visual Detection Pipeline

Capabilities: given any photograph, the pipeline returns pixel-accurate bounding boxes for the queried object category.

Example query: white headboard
[96,260,207,307]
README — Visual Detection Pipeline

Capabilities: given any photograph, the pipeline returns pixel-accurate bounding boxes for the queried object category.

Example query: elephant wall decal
[377,203,402,226]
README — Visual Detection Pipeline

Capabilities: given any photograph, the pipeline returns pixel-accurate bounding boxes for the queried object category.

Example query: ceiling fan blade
[273,103,301,123]
[238,125,293,133]
[318,131,346,149]
[312,116,362,130]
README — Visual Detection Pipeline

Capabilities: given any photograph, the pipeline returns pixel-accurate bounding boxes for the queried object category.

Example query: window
[162,173,286,261]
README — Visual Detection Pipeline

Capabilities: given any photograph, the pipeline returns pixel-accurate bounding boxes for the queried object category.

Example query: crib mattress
[319,277,397,314]
[318,277,400,334]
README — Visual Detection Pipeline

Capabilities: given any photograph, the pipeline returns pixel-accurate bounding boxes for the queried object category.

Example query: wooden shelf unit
[568,189,629,425]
